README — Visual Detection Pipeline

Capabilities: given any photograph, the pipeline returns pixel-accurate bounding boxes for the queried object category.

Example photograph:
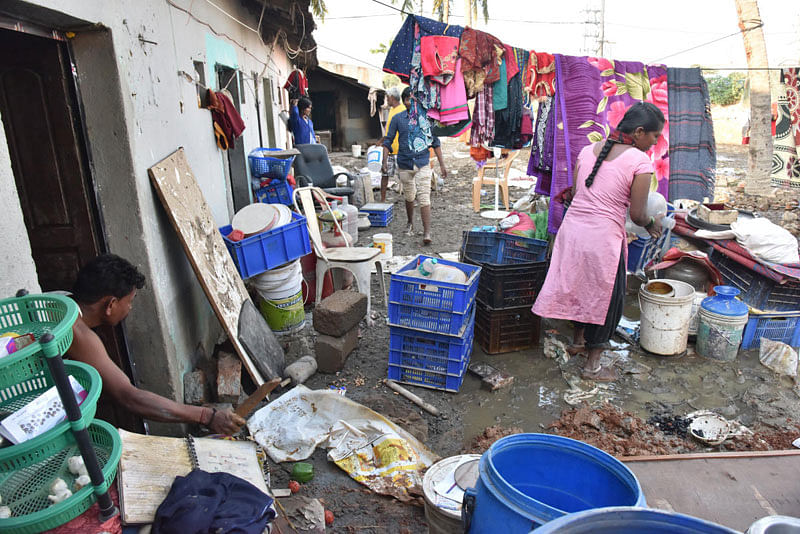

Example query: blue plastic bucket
[627,236,652,272]
[463,434,645,532]
[530,506,739,533]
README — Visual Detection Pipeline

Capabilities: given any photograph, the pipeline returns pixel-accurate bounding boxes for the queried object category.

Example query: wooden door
[0,29,143,432]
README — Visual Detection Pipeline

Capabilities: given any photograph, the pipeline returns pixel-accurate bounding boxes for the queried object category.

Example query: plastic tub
[463,434,645,532]
[531,506,739,533]
[372,233,393,261]
[638,279,695,355]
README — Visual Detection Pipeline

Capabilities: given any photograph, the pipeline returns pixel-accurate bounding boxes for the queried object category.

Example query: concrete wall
[0,111,40,298]
[0,0,293,434]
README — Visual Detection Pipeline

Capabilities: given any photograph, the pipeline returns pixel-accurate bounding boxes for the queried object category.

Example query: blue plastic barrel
[463,434,645,533]
[530,506,740,533]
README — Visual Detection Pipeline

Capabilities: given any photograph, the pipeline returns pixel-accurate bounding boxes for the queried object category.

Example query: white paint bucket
[638,279,695,355]
[366,145,383,172]
[688,291,707,336]
[423,454,481,534]
[372,233,393,260]
[252,260,305,333]
[351,144,362,157]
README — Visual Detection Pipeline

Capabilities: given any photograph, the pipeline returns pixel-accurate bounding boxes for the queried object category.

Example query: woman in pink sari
[533,102,665,381]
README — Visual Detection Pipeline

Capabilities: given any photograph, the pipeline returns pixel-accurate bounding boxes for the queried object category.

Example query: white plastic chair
[293,186,384,323]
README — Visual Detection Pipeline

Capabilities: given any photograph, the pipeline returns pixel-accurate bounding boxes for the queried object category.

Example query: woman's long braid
[584,139,617,188]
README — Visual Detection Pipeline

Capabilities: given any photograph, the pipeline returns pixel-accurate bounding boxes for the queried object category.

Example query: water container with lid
[696,286,749,362]
[340,197,359,244]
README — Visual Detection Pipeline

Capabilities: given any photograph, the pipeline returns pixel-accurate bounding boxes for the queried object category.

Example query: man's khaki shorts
[398,166,432,206]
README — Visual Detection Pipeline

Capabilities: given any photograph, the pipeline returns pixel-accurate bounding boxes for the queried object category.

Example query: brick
[216,352,242,403]
[315,325,359,373]
[183,369,210,405]
[313,291,367,337]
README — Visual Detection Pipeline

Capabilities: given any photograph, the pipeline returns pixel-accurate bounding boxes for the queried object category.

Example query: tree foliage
[707,72,746,107]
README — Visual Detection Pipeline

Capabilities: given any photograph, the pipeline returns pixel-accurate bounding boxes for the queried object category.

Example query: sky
[313,0,800,74]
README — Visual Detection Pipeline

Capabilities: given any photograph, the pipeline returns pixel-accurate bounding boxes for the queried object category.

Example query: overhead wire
[649,21,764,63]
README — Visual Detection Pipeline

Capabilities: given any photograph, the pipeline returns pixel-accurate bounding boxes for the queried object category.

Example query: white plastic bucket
[423,454,481,534]
[253,260,302,300]
[351,144,362,157]
[696,308,748,362]
[367,145,383,172]
[372,233,393,260]
[638,279,695,356]
[254,261,305,333]
[688,291,707,336]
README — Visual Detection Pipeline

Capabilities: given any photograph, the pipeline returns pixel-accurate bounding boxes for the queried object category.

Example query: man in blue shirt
[288,96,316,145]
[381,87,448,245]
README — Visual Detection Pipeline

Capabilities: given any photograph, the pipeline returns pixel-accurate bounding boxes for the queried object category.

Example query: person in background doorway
[380,86,405,202]
[381,87,447,245]
[533,102,665,382]
[67,254,246,434]
[288,96,316,145]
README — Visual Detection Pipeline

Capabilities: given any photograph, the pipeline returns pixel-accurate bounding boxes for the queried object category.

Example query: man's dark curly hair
[71,254,146,304]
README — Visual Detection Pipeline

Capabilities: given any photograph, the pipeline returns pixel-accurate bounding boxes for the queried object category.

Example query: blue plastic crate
[220,212,311,279]
[387,321,474,392]
[248,148,295,179]
[389,255,481,314]
[711,249,800,312]
[359,203,393,227]
[388,299,474,336]
[460,231,548,265]
[255,180,294,205]
[741,311,800,350]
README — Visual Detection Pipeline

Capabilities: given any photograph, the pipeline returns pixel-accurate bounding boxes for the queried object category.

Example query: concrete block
[315,325,359,373]
[313,291,367,337]
[183,369,210,405]
[216,352,242,403]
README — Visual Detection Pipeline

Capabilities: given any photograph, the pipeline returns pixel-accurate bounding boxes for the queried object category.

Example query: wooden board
[148,148,264,385]
[118,429,268,524]
[623,451,800,531]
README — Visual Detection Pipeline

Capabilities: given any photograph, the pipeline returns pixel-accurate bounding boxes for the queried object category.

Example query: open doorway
[0,28,143,432]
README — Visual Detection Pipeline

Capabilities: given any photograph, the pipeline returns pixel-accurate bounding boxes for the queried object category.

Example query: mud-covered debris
[648,414,691,438]
[465,425,524,454]
[548,403,690,456]
[482,371,514,391]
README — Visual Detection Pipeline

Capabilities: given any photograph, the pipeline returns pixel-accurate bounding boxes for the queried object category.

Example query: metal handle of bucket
[462,487,477,533]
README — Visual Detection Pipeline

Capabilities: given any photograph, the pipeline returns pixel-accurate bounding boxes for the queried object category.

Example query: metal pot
[660,259,711,292]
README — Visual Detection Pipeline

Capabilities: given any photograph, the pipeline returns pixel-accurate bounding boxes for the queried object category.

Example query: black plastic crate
[474,302,541,355]
[710,249,800,312]
[461,257,549,309]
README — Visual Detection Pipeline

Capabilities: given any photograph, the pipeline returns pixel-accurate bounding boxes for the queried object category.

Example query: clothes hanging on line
[426,58,469,126]
[524,51,556,100]
[420,35,460,85]
[383,14,463,81]
[469,83,494,148]
[667,67,717,201]
[771,68,800,189]
[458,27,504,97]
[535,54,669,234]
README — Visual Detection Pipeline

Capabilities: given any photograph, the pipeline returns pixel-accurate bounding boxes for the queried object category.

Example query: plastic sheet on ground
[248,385,439,502]
[759,339,799,377]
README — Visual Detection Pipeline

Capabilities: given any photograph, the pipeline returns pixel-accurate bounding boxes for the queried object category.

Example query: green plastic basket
[0,294,79,385]
[0,419,121,534]
[0,360,101,471]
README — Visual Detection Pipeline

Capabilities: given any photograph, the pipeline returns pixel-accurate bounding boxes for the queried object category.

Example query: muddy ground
[263,141,800,533]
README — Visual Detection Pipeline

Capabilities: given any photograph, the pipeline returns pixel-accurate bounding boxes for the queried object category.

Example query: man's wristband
[201,407,217,427]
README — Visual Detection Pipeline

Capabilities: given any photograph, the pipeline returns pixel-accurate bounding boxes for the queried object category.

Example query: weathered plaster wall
[0,0,293,434]
[0,112,40,298]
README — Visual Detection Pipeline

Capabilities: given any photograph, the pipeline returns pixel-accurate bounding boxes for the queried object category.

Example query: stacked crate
[387,255,481,392]
[709,249,800,350]
[248,148,296,206]
[460,231,549,354]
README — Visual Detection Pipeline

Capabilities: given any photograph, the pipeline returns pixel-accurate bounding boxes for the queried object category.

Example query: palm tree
[309,0,327,21]
[735,0,773,196]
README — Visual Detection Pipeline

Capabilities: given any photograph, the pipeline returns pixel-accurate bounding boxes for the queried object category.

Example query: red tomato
[288,480,300,493]
[324,510,334,525]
